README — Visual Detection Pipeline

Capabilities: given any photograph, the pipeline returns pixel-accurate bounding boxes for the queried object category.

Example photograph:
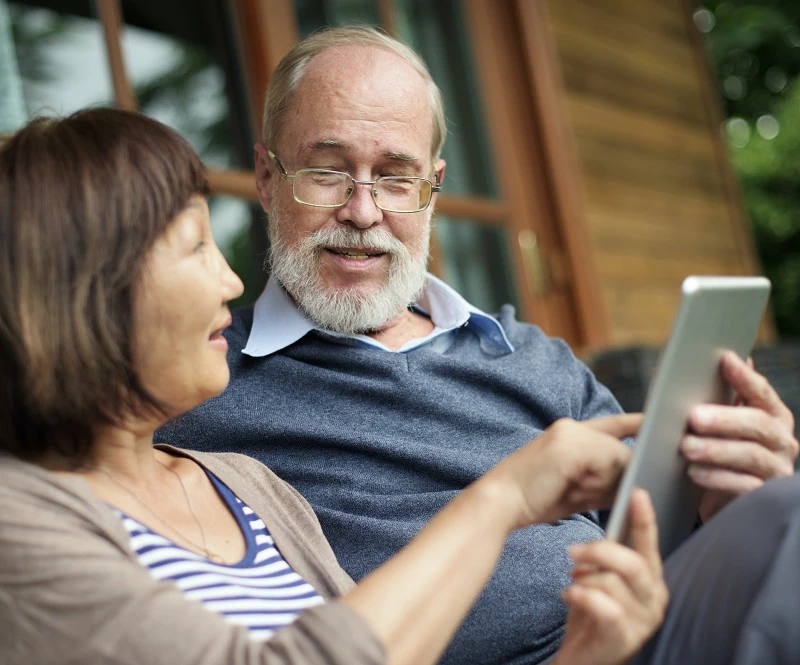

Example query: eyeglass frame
[267,149,442,214]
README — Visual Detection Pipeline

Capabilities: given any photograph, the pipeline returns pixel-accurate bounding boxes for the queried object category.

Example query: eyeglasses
[268,149,441,213]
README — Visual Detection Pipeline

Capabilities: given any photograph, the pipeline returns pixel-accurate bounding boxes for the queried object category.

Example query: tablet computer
[605,275,771,558]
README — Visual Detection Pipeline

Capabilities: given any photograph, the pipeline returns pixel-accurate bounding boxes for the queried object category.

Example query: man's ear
[434,158,446,187]
[431,158,446,211]
[254,142,274,212]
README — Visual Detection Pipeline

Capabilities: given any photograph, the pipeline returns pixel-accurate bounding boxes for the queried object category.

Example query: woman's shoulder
[154,444,283,486]
[0,454,90,506]
[0,455,132,560]
[154,444,315,522]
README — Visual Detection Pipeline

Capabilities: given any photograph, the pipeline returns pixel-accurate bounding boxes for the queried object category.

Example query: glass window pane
[394,0,499,199]
[292,0,518,311]
[209,196,267,310]
[9,1,114,116]
[118,4,264,306]
[9,2,251,170]
[435,216,518,313]
[293,0,499,199]
[296,0,378,39]
[210,196,253,259]
[120,8,251,170]
[0,0,26,131]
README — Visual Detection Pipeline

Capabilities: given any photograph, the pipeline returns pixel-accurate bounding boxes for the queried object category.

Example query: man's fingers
[687,465,765,496]
[689,464,765,495]
[720,351,794,426]
[681,436,795,480]
[585,413,644,439]
[688,405,794,454]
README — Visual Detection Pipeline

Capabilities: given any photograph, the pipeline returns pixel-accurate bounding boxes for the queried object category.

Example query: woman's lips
[208,331,228,352]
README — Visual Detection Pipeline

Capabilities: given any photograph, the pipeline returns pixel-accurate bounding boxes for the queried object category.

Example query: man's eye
[383,178,416,193]
[309,172,344,186]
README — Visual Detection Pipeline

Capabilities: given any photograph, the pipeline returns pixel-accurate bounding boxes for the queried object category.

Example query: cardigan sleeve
[0,471,384,665]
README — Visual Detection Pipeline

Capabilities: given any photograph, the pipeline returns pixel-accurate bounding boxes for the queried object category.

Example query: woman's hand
[554,490,668,665]
[478,414,642,531]
[342,415,647,665]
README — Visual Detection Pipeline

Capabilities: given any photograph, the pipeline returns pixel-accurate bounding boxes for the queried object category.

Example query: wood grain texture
[545,0,765,346]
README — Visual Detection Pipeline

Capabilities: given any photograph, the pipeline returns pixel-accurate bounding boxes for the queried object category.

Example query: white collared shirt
[242,274,514,357]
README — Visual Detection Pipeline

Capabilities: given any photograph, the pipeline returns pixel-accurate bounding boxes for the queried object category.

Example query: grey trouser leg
[634,473,800,665]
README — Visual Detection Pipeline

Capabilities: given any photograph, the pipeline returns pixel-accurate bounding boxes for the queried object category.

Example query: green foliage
[701,1,800,336]
[731,80,800,333]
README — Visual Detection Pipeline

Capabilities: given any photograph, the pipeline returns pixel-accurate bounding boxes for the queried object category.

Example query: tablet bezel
[604,276,771,558]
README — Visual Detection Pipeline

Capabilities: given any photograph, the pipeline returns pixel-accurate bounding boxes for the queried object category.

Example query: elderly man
[158,27,799,665]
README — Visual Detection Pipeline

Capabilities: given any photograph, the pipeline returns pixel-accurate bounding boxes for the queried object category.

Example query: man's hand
[680,351,798,521]
[554,490,668,665]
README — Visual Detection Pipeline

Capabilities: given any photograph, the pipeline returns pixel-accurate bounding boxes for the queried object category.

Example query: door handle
[518,230,551,296]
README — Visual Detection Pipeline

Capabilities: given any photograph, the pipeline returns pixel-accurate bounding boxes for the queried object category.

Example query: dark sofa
[586,343,800,446]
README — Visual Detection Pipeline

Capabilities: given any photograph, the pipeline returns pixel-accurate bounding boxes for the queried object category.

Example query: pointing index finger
[585,413,644,440]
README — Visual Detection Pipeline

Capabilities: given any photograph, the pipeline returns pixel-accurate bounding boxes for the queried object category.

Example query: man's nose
[335,181,383,229]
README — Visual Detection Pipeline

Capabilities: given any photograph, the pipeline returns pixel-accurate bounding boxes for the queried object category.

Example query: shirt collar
[242,274,514,356]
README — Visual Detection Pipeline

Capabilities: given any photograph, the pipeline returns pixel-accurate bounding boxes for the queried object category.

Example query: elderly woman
[0,109,666,665]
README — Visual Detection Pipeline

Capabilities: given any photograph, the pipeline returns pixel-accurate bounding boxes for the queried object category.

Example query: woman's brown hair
[0,108,209,466]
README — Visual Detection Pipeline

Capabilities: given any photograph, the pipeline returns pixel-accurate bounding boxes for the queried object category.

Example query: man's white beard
[268,216,430,335]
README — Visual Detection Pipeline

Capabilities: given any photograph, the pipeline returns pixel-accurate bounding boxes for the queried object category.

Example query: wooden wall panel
[544,0,765,346]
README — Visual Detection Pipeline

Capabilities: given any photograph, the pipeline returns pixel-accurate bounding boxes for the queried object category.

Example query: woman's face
[132,195,244,418]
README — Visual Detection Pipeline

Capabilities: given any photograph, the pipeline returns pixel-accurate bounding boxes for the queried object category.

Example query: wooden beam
[465,0,585,343]
[232,0,299,140]
[376,0,398,38]
[515,0,610,348]
[206,168,258,201]
[435,196,508,225]
[95,0,136,111]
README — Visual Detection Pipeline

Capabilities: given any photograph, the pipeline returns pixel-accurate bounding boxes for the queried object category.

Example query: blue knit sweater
[157,304,623,665]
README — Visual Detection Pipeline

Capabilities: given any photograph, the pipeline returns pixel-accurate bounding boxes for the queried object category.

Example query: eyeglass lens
[293,170,432,212]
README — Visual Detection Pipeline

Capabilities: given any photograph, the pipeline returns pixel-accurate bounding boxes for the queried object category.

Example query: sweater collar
[242,275,514,356]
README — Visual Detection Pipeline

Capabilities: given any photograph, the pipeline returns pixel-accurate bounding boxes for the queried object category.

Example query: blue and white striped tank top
[116,471,324,640]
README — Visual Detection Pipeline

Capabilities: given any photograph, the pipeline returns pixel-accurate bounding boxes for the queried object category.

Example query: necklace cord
[98,461,223,563]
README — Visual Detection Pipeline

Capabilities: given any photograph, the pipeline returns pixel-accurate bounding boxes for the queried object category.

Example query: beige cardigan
[0,446,384,665]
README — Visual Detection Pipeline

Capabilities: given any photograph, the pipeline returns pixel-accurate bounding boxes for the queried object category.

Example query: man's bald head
[261,26,446,161]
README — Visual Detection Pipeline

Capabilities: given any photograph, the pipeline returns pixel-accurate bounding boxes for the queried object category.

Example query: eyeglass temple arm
[432,166,443,191]
[266,148,291,179]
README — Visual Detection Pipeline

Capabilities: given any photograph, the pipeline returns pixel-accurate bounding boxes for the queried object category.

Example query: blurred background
[1,0,799,355]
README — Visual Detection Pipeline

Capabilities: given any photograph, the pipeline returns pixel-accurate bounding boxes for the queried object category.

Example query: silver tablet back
[605,276,771,558]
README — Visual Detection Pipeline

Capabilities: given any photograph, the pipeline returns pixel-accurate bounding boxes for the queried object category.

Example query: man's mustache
[303,227,407,256]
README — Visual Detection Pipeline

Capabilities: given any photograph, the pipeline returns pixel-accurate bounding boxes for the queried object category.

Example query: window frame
[97,0,608,348]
